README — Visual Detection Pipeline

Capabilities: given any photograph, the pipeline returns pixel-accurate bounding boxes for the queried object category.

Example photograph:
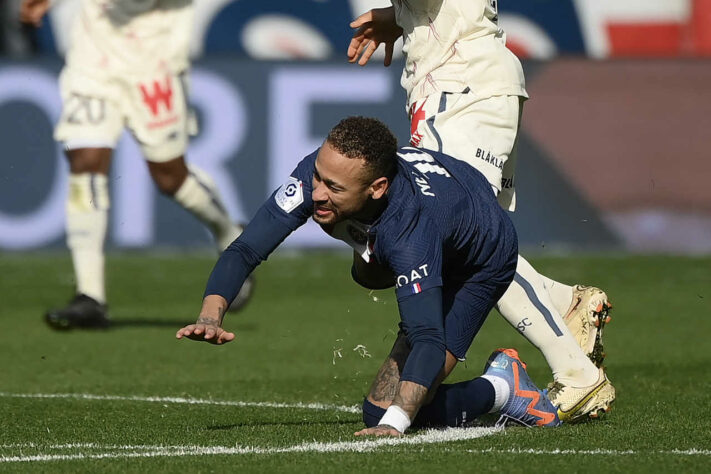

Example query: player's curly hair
[326,116,398,183]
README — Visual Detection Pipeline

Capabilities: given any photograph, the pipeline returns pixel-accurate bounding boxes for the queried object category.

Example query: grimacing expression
[311,142,375,225]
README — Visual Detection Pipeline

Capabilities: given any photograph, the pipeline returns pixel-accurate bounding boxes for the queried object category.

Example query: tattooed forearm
[197,295,228,325]
[368,358,401,402]
[368,333,411,402]
[392,381,428,420]
[196,315,221,325]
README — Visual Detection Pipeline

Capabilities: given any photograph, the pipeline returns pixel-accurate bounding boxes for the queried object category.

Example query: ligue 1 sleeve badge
[275,177,304,213]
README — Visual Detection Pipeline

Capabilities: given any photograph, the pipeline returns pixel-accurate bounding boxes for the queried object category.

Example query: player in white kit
[20,0,252,328]
[347,0,614,422]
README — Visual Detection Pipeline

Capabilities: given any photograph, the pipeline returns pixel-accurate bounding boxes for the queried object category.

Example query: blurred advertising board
[0,58,709,253]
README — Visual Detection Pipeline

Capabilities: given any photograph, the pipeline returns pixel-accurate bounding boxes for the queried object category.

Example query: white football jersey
[392,0,527,104]
[65,0,194,77]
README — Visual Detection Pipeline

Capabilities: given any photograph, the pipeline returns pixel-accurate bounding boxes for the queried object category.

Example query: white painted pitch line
[0,392,360,414]
[463,448,711,456]
[3,392,708,463]
[0,427,501,463]
[1,443,202,450]
[3,437,711,463]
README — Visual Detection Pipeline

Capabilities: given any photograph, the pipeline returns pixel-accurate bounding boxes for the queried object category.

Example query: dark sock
[360,378,495,429]
[362,398,386,428]
[414,377,495,428]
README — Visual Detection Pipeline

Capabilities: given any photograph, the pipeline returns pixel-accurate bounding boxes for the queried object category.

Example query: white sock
[540,275,575,319]
[173,165,242,251]
[496,255,598,387]
[66,173,109,304]
[480,375,510,413]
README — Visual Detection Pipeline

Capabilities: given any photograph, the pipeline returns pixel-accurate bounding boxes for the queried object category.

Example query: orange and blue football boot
[483,348,562,427]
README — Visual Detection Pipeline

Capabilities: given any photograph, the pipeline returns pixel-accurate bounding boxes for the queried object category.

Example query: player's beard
[312,204,340,225]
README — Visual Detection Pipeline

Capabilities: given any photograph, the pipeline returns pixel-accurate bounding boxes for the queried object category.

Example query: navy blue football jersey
[204,146,517,388]
[242,146,516,295]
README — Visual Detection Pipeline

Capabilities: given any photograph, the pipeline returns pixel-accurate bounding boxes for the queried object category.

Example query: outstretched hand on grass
[176,295,233,345]
[176,318,235,345]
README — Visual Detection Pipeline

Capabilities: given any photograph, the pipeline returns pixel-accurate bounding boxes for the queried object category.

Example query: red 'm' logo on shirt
[140,76,173,116]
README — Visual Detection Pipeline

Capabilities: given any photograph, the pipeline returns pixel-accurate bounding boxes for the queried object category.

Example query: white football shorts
[408,91,524,211]
[54,66,194,162]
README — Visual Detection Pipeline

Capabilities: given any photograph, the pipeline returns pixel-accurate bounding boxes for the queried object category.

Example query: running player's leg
[412,93,598,386]
[498,255,598,385]
[46,67,122,329]
[489,97,611,367]
[481,101,614,420]
[65,147,111,306]
[131,73,242,251]
[47,148,112,329]
[129,72,241,251]
[146,156,241,251]
[128,71,252,310]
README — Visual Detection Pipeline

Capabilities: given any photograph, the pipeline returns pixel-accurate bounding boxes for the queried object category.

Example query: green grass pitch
[1,252,710,472]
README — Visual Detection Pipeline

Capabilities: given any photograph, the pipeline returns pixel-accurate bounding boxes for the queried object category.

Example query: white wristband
[378,405,411,433]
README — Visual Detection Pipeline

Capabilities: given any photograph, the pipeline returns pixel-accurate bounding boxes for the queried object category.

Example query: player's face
[311,142,374,225]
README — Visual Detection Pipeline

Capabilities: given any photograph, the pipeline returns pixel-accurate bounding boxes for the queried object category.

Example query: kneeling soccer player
[176,116,560,434]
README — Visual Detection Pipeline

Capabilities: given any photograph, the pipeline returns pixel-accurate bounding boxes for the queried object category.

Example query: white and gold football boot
[549,285,615,422]
[548,367,615,423]
[563,285,612,367]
